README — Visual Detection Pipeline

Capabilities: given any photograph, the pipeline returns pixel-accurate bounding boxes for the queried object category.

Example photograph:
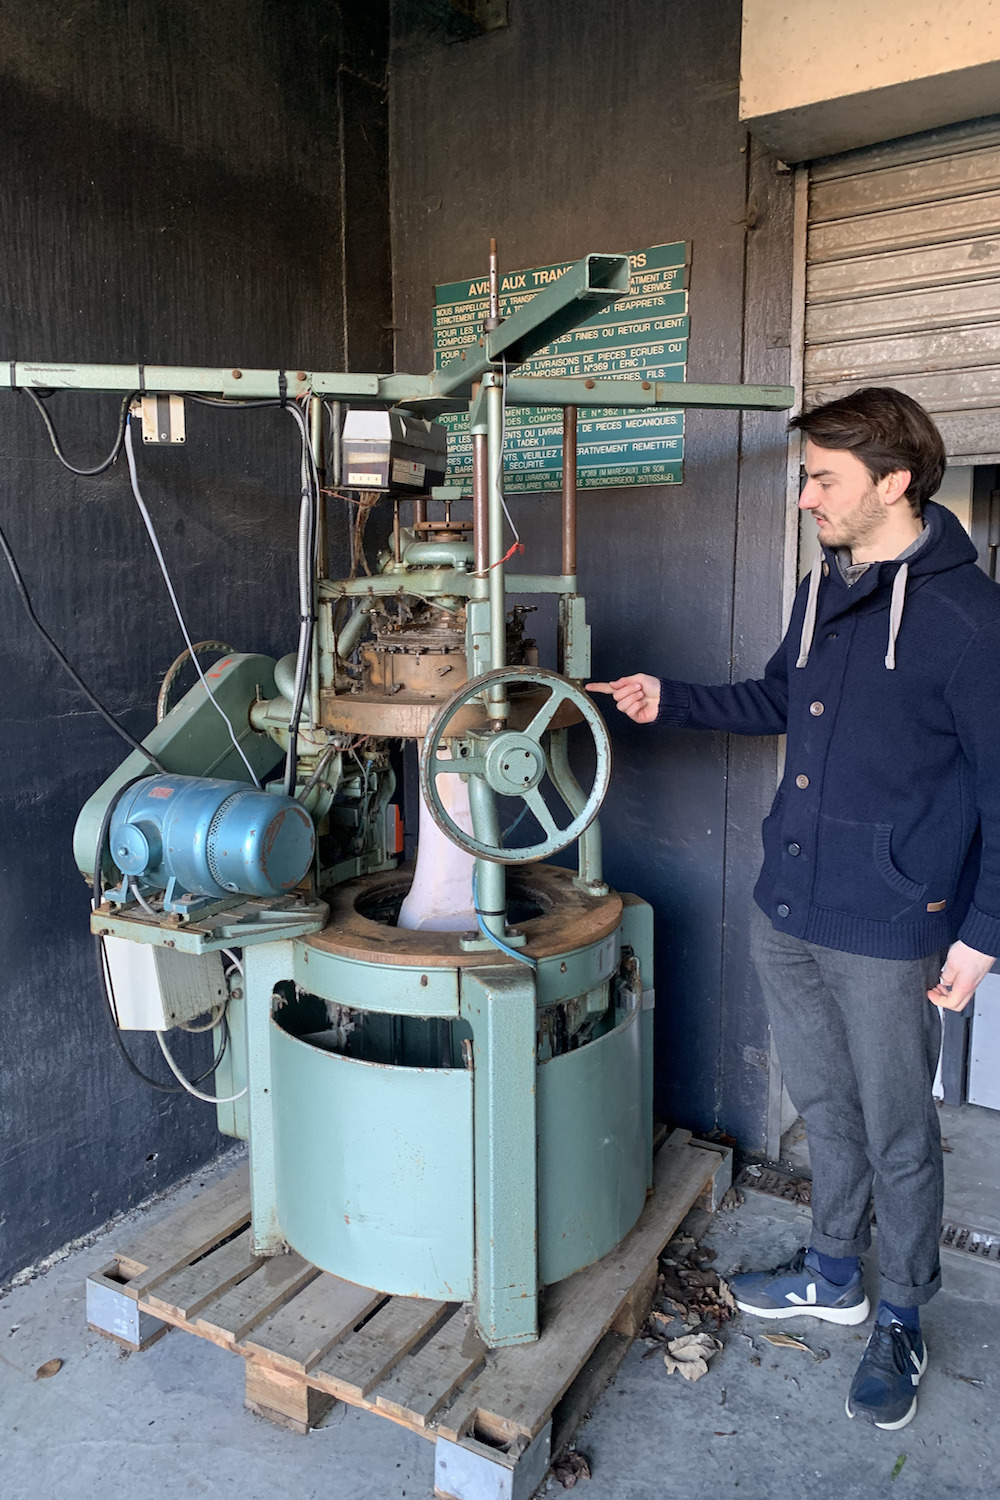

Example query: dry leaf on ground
[663,1332,722,1382]
[760,1332,829,1361]
[552,1450,591,1488]
[34,1358,62,1379]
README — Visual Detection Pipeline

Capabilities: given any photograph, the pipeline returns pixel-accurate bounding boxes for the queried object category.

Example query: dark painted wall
[0,0,391,1282]
[389,0,793,1146]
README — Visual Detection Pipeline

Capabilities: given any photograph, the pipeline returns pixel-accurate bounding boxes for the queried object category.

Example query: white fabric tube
[398,751,477,932]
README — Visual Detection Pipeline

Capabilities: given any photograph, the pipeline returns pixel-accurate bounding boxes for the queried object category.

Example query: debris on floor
[652,1232,736,1332]
[662,1333,722,1381]
[759,1332,829,1362]
[551,1449,591,1488]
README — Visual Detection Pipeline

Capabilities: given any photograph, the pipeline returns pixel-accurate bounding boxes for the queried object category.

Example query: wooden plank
[143,1228,259,1321]
[245,1360,335,1436]
[239,1273,384,1374]
[435,1134,715,1445]
[373,1306,486,1428]
[311,1296,451,1401]
[549,1329,632,1461]
[114,1161,251,1297]
[194,1252,317,1345]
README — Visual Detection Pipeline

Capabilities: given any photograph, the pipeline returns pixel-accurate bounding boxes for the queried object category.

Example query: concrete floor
[3,1142,1000,1500]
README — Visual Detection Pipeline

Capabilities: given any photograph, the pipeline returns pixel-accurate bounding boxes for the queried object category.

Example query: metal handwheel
[419,667,612,864]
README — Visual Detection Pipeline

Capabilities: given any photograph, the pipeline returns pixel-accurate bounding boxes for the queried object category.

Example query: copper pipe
[413,495,428,527]
[562,405,578,578]
[473,432,488,573]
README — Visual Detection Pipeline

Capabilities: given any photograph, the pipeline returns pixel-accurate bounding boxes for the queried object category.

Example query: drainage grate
[738,1164,1000,1268]
[737,1164,812,1206]
[940,1220,1000,1264]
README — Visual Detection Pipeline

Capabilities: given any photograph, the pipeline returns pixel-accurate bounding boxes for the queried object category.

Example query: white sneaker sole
[735,1293,871,1326]
[845,1342,928,1430]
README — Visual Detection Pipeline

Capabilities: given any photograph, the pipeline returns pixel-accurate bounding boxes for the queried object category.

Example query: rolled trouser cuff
[878,1265,942,1308]
[808,1225,872,1257]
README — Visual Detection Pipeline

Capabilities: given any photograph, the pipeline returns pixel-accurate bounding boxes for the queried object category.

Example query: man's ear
[881,469,912,507]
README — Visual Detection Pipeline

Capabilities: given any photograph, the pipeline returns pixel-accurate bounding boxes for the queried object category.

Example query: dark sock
[807,1248,859,1286]
[879,1299,920,1333]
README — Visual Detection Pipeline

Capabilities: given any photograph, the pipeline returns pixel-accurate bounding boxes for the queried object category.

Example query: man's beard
[816,483,887,551]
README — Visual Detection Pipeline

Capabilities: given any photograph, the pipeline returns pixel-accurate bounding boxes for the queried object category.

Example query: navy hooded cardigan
[657,501,1000,960]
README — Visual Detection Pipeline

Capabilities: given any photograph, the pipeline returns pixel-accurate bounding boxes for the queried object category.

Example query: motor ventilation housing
[107,775,314,904]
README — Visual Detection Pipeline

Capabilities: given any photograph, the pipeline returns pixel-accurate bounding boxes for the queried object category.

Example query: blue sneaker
[846,1313,927,1430]
[732,1246,870,1325]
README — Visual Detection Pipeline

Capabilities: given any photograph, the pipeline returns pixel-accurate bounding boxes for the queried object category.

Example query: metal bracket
[435,1422,552,1500]
[558,594,591,681]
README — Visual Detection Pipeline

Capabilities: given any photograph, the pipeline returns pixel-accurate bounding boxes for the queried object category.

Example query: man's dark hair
[789,386,946,516]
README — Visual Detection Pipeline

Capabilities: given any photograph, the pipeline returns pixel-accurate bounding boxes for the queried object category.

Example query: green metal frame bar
[461,965,539,1346]
[243,939,295,1255]
[4,361,792,412]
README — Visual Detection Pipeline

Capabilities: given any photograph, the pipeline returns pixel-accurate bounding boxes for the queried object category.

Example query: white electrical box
[968,971,1000,1111]
[102,939,227,1031]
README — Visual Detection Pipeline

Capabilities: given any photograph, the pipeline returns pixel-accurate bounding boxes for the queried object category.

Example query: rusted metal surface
[305,861,623,968]
[319,682,582,738]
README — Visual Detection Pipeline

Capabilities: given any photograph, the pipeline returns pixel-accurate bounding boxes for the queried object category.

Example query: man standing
[589,387,1000,1431]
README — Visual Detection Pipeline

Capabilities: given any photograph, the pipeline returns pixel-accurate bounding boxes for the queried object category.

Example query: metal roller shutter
[805,118,1000,463]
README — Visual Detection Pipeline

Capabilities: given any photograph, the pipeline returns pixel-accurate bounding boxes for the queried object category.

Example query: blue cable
[471,866,537,970]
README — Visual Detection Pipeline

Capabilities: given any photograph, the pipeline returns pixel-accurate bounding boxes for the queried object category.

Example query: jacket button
[810,701,824,716]
[787,843,801,856]
[776,903,790,918]
[822,562,829,577]
[795,774,809,789]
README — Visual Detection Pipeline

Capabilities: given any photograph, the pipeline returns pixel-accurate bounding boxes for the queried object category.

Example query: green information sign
[432,241,689,492]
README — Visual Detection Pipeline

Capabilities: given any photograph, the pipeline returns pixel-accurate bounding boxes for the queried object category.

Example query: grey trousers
[749,903,946,1306]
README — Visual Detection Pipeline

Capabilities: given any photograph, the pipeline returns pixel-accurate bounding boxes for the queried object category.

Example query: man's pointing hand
[587,674,661,725]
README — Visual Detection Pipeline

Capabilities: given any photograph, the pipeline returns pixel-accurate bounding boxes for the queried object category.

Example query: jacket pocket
[760,788,786,867]
[814,816,928,921]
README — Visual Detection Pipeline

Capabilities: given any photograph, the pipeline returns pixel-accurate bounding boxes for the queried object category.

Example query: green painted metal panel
[270,1021,474,1300]
[536,1004,647,1286]
[461,966,539,1344]
[294,944,460,1016]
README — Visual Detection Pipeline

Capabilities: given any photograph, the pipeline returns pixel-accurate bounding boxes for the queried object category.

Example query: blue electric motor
[107,775,315,907]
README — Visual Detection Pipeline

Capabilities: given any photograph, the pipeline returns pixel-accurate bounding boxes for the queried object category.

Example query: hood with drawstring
[656,501,1000,960]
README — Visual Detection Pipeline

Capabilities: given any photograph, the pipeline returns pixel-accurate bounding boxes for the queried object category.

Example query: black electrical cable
[0,519,166,772]
[92,780,226,1093]
[24,387,132,476]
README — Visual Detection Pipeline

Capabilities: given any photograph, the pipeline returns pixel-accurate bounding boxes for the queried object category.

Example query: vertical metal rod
[486,380,506,695]
[413,495,427,528]
[469,777,506,943]
[308,397,324,728]
[473,432,488,576]
[487,237,500,328]
[310,396,328,579]
[330,400,343,489]
[392,498,402,564]
[561,405,578,581]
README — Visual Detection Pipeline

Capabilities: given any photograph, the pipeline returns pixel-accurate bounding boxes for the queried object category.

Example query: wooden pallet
[88,1131,729,1498]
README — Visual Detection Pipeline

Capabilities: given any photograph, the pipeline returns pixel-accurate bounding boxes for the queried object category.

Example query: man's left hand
[928,940,996,1011]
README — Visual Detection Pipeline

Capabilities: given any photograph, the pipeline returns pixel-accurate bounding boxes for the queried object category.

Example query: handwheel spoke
[523,787,561,842]
[523,682,569,744]
[432,752,486,777]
